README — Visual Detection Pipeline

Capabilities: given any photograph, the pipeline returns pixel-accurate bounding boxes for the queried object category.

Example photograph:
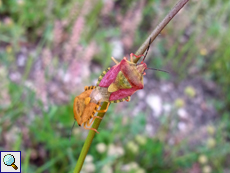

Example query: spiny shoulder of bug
[117,39,152,76]
[114,53,149,76]
[121,49,169,76]
[122,39,169,75]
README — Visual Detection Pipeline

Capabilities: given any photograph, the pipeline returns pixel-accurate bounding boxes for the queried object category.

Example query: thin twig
[74,0,190,172]
[134,0,190,63]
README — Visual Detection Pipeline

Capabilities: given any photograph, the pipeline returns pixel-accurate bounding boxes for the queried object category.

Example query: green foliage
[0,0,74,42]
[1,0,230,172]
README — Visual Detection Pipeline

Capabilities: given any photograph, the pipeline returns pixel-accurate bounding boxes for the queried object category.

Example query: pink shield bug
[96,39,168,103]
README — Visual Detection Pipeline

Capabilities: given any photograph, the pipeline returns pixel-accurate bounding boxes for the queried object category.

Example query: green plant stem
[74,0,190,172]
[73,102,108,173]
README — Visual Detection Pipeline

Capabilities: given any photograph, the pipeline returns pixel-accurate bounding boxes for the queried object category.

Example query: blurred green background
[0,0,230,172]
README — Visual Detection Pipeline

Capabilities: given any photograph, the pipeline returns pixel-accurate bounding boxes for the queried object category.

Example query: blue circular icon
[3,154,15,166]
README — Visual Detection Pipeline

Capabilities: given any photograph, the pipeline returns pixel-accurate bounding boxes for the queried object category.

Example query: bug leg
[125,96,131,102]
[130,53,144,62]
[87,116,103,126]
[97,102,110,113]
[84,123,99,133]
[111,57,119,64]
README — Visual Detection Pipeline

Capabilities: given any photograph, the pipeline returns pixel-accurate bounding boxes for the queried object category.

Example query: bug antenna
[69,121,76,142]
[142,38,152,62]
[148,68,169,73]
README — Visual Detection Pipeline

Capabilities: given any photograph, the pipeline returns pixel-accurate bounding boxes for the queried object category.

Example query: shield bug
[73,86,110,133]
[96,39,168,102]
[72,39,168,135]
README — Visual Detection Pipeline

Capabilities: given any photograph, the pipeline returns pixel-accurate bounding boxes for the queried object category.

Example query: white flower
[206,125,215,135]
[198,155,208,164]
[17,0,24,5]
[121,162,139,172]
[101,165,113,173]
[85,155,93,163]
[129,162,139,169]
[136,168,146,173]
[107,144,117,156]
[107,144,125,157]
[96,143,107,153]
[82,163,95,173]
[203,165,212,173]
[200,48,207,56]
[73,128,81,135]
[135,135,147,145]
[207,138,216,148]
[127,141,139,154]
[174,98,185,108]
[184,86,196,98]
[116,146,125,157]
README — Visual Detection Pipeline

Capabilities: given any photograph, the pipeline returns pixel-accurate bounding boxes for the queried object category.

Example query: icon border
[0,151,21,173]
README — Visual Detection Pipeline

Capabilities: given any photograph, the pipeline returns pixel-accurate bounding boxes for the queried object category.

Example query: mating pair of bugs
[73,39,168,133]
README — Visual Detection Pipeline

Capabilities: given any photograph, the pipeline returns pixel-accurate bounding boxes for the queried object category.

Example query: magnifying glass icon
[3,154,18,170]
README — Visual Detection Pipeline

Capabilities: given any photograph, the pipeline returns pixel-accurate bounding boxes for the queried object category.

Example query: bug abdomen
[109,88,137,101]
[80,102,100,125]
[98,64,121,87]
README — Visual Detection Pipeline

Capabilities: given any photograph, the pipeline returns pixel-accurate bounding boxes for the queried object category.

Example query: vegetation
[0,0,230,172]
